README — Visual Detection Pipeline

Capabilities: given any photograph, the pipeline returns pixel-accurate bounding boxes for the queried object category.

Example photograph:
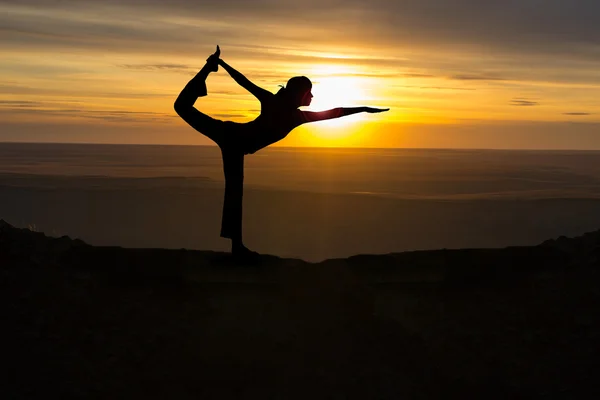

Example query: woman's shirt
[238,92,346,155]
[242,96,301,155]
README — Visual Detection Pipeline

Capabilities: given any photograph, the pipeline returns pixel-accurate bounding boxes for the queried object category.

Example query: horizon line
[1,140,600,153]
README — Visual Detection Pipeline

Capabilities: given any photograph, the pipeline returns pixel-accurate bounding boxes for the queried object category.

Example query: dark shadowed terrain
[2,220,600,399]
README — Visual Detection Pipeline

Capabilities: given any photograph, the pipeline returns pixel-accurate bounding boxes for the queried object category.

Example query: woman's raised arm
[219,59,273,103]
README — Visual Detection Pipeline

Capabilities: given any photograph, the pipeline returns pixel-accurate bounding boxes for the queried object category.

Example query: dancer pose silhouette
[175,46,389,259]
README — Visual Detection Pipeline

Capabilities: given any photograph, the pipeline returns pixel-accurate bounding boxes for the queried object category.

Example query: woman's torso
[242,96,300,154]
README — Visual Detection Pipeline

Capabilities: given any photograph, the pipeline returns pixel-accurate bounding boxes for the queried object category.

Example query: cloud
[77,110,178,123]
[0,100,45,107]
[0,106,177,123]
[510,98,539,107]
[118,64,194,74]
[449,74,507,81]
[400,73,436,78]
[0,82,171,99]
[330,72,417,79]
[3,0,600,93]
[3,0,600,62]
[563,112,592,116]
[211,113,247,118]
[396,85,476,91]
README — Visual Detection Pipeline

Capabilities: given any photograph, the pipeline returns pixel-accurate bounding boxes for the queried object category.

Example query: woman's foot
[231,242,260,261]
[206,45,220,72]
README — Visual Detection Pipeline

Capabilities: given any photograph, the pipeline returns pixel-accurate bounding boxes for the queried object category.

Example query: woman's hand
[363,107,389,113]
[206,45,221,64]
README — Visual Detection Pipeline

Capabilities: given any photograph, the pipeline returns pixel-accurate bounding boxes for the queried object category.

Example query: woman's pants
[219,147,244,241]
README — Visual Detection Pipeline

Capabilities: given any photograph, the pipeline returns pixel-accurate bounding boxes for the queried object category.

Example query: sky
[1,0,600,149]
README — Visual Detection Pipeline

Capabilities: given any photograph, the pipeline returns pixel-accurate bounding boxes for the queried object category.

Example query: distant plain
[2,142,600,261]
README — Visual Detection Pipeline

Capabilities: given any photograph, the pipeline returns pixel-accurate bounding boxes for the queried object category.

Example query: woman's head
[277,76,313,108]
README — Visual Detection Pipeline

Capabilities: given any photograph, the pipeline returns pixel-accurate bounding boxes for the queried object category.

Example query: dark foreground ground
[1,220,599,399]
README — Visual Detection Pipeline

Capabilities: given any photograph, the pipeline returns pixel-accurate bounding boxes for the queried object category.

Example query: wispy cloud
[118,64,194,74]
[212,113,247,118]
[510,98,539,107]
[0,106,177,123]
[397,85,476,91]
[0,82,171,99]
[3,0,600,62]
[401,73,436,78]
[563,112,592,116]
[0,100,45,107]
[450,74,507,81]
[4,1,600,51]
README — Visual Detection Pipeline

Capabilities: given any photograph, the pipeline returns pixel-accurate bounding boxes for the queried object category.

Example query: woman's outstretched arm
[218,59,273,103]
[297,107,389,124]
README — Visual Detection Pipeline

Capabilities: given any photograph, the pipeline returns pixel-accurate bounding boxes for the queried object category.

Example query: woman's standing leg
[220,148,245,243]
[219,147,259,258]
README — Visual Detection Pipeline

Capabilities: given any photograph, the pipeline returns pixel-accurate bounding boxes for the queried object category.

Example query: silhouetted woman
[174,46,388,259]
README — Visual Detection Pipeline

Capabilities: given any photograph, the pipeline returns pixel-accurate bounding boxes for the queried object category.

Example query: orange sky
[1,0,600,149]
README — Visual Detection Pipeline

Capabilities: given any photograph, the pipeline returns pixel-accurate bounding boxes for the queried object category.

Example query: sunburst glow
[303,65,369,140]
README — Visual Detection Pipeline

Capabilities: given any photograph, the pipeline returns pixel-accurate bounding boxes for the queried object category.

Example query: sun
[304,66,368,130]
[298,65,370,145]
[309,77,365,110]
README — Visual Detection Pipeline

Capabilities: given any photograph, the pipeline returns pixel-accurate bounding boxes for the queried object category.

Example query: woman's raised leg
[173,47,223,145]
